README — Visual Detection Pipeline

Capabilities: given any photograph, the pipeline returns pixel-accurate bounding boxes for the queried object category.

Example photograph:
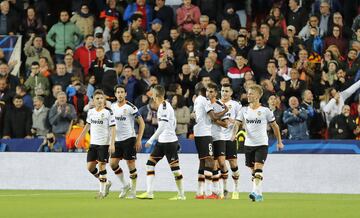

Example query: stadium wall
[0,153,359,194]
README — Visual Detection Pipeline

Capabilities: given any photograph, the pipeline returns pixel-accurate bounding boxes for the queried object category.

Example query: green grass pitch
[0,190,359,218]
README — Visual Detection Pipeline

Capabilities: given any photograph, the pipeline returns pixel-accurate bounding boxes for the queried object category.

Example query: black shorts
[151,141,179,164]
[194,136,213,159]
[112,137,136,160]
[244,145,268,167]
[225,140,237,160]
[213,140,226,158]
[87,144,110,163]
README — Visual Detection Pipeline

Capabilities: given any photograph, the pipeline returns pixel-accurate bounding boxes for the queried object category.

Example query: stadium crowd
[0,0,360,151]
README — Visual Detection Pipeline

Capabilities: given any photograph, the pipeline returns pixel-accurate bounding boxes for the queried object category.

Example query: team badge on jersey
[101,113,105,119]
[257,111,261,116]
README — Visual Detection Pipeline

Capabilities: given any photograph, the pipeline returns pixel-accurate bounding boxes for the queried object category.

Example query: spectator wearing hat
[176,0,201,33]
[153,0,174,32]
[93,27,110,52]
[124,0,153,31]
[46,10,82,63]
[151,18,170,45]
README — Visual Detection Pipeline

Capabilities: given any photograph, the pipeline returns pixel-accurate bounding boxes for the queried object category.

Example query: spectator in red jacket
[74,35,96,77]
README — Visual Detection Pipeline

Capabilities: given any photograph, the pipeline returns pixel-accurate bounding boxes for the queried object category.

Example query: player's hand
[109,144,115,154]
[135,139,142,152]
[277,142,284,151]
[230,134,236,142]
[145,142,151,148]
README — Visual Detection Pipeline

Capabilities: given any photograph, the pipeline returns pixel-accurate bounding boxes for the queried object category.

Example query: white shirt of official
[111,101,140,141]
[193,95,213,137]
[236,106,275,146]
[210,99,229,141]
[221,99,242,141]
[86,107,116,145]
[147,101,178,144]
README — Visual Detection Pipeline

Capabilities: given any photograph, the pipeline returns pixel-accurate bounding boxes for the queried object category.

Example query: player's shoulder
[126,101,138,110]
[260,106,272,113]
[215,99,224,106]
[104,107,114,115]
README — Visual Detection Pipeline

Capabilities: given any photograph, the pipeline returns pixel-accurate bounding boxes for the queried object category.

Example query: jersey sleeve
[204,99,213,113]
[108,110,116,127]
[86,110,92,124]
[266,108,276,123]
[236,108,244,122]
[158,108,169,122]
[131,106,140,118]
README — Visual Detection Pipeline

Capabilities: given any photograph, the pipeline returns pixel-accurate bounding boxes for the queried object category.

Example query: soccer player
[233,84,284,202]
[110,84,145,199]
[75,89,116,199]
[136,85,185,200]
[193,82,228,199]
[207,83,229,199]
[220,83,242,199]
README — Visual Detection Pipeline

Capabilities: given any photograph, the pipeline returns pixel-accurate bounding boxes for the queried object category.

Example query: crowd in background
[0,0,360,151]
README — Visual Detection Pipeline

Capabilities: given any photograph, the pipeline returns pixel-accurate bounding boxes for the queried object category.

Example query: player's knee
[112,165,123,175]
[229,160,237,168]
[129,168,137,179]
[110,162,119,170]
[204,158,214,169]
[254,169,263,180]
[98,170,107,182]
[146,160,156,176]
[146,159,156,167]
[221,170,229,180]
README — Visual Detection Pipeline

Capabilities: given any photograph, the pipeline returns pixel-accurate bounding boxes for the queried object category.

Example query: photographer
[37,132,63,152]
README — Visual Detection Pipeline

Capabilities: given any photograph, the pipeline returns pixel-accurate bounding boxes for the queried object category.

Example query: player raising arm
[137,85,185,200]
[75,89,116,199]
[110,84,145,199]
[232,84,284,202]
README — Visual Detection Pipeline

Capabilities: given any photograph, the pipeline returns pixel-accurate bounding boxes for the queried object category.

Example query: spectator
[124,0,153,31]
[283,96,309,140]
[103,17,122,42]
[333,69,351,92]
[189,23,206,51]
[135,66,155,97]
[198,57,222,85]
[67,77,88,116]
[265,60,284,91]
[330,12,352,39]
[328,105,356,139]
[247,34,274,81]
[24,35,54,72]
[324,25,348,56]
[32,96,49,138]
[0,0,19,35]
[286,25,303,55]
[89,47,113,89]
[121,31,138,64]
[46,10,82,63]
[48,91,77,137]
[177,64,197,104]
[177,39,200,67]
[304,26,324,56]
[93,28,110,52]
[153,0,174,31]
[70,3,94,36]
[138,98,158,139]
[196,0,221,22]
[50,63,72,91]
[236,34,251,58]
[0,77,13,106]
[267,94,285,139]
[204,35,226,61]
[345,49,360,79]
[99,0,122,27]
[317,0,332,36]
[284,68,307,102]
[64,54,84,83]
[277,55,292,81]
[279,37,296,65]
[2,95,32,139]
[129,13,146,42]
[102,63,121,100]
[286,0,307,34]
[44,84,62,108]
[136,39,159,71]
[223,46,237,74]
[0,62,20,92]
[299,15,324,41]
[105,39,124,64]
[147,32,160,56]
[176,0,201,33]
[65,118,89,152]
[37,132,63,152]
[151,18,170,45]
[294,49,316,87]
[16,85,33,110]
[227,54,252,94]
[154,48,176,86]
[19,6,45,40]
[170,27,184,57]
[117,65,138,103]
[74,35,96,76]
[300,89,326,139]
[218,3,240,30]
[86,75,96,100]
[269,6,287,35]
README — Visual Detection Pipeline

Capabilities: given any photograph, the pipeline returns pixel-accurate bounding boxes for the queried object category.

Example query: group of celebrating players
[75,82,284,202]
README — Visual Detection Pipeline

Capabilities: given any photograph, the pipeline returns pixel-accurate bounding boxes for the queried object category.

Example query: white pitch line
[0,192,90,197]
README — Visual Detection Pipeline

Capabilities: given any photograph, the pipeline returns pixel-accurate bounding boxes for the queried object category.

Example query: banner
[0,35,22,76]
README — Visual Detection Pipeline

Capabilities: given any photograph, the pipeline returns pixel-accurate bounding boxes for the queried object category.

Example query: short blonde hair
[248,84,263,97]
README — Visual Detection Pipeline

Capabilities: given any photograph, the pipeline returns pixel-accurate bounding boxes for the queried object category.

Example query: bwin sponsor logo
[91,119,104,124]
[246,118,261,124]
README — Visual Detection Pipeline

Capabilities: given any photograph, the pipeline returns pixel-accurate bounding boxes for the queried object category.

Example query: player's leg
[124,137,138,198]
[87,161,98,178]
[137,143,163,199]
[166,142,185,200]
[110,142,128,193]
[194,137,206,199]
[244,146,257,201]
[252,146,268,202]
[226,140,240,199]
[212,160,220,197]
[203,138,215,198]
[87,145,99,178]
[97,145,111,198]
[216,141,228,198]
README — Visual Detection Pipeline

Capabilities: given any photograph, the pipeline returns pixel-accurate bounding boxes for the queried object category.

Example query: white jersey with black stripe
[193,95,213,137]
[221,99,242,141]
[210,99,229,141]
[236,106,275,146]
[86,107,116,145]
[157,101,178,143]
[111,101,140,141]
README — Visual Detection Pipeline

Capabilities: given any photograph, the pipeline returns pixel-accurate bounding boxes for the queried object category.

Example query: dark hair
[208,35,218,43]
[207,82,218,91]
[114,84,126,92]
[123,65,134,71]
[222,83,232,90]
[32,61,40,66]
[195,82,206,96]
[96,46,105,51]
[131,13,143,22]
[13,94,23,101]
[175,94,186,108]
[93,89,105,97]
[39,56,48,63]
[16,84,27,92]
[84,34,94,39]
[256,33,265,39]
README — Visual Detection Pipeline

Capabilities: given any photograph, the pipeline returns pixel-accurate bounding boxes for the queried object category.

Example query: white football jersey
[236,106,275,146]
[86,107,116,145]
[221,99,242,140]
[157,101,178,143]
[111,101,140,141]
[210,99,229,141]
[193,95,213,137]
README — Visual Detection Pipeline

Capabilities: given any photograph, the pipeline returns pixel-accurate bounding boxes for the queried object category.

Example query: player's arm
[270,121,284,151]
[145,117,166,147]
[109,125,116,153]
[231,120,242,141]
[135,115,145,152]
[75,123,90,148]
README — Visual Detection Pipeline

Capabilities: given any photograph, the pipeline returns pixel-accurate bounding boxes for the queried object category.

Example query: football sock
[171,166,184,196]
[212,170,220,195]
[99,170,107,194]
[112,165,127,187]
[231,167,240,192]
[129,168,137,193]
[197,169,205,196]
[204,168,213,196]
[146,160,156,195]
[254,169,263,196]
[251,172,256,193]
[221,170,229,194]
